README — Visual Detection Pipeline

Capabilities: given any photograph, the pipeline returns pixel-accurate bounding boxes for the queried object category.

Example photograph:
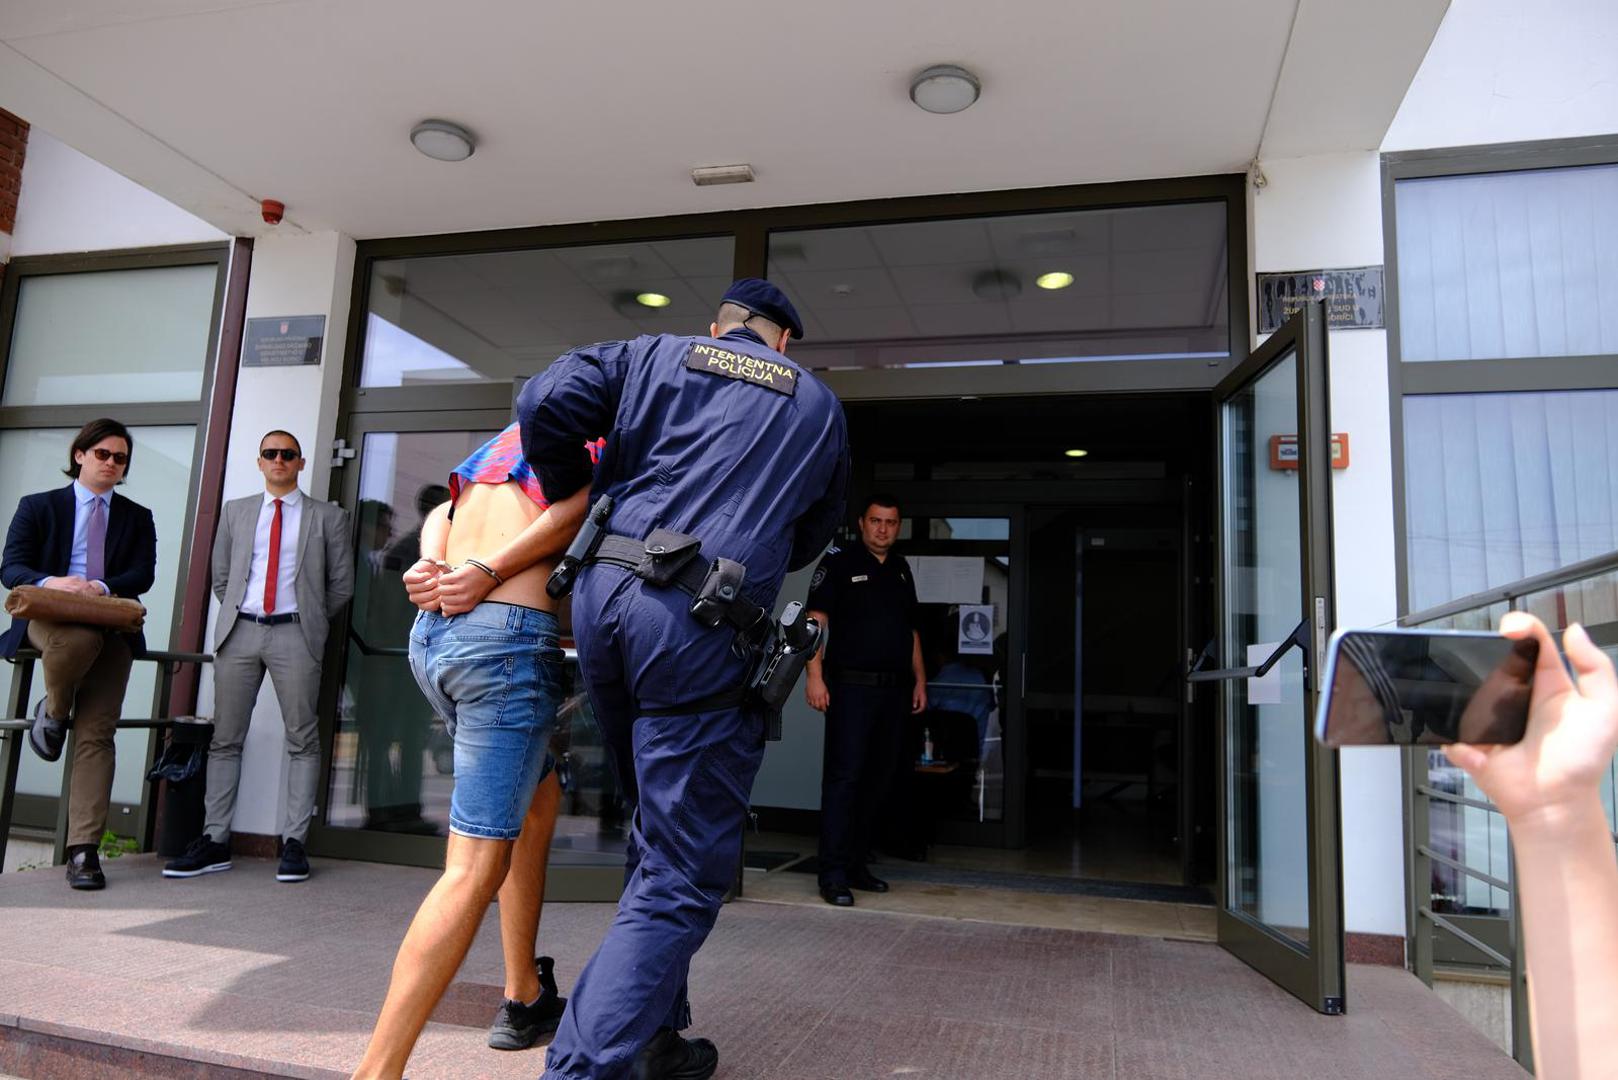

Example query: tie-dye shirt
[448,423,604,509]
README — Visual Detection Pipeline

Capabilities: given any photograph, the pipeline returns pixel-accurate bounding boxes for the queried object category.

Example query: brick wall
[0,107,29,290]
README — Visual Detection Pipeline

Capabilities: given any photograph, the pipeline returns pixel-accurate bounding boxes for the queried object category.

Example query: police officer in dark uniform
[804,494,926,907]
[518,279,847,1080]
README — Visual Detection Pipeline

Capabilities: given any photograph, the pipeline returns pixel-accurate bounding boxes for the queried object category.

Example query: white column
[1249,152,1406,938]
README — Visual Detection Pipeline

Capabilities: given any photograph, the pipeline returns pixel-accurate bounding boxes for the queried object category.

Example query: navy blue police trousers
[543,564,766,1080]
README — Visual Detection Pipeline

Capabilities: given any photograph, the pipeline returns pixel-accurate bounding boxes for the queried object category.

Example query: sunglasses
[89,448,130,466]
[261,448,302,462]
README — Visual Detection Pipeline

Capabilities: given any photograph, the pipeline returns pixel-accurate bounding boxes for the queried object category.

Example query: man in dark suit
[0,419,158,890]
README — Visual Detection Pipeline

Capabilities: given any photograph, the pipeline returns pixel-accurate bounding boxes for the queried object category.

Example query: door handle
[1184,618,1309,684]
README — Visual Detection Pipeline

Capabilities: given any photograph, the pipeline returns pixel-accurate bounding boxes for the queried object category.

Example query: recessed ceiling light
[636,292,672,308]
[1064,448,1089,458]
[831,283,855,296]
[910,65,981,115]
[410,119,476,162]
[1036,271,1075,290]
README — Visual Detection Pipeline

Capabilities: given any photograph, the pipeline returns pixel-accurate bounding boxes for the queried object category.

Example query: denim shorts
[408,603,563,840]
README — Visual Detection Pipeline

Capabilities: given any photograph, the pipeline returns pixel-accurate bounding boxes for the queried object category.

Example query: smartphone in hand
[1314,628,1538,747]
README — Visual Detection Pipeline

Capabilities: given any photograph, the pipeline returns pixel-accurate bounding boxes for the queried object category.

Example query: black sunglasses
[261,448,302,462]
[89,448,129,466]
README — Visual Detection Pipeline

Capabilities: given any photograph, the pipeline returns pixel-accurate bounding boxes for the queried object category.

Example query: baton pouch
[637,529,702,587]
[690,557,747,629]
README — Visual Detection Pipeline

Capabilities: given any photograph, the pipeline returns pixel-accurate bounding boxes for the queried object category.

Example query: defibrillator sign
[685,342,797,396]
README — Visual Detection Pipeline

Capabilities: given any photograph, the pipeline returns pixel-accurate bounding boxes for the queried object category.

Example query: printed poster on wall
[911,556,983,604]
[958,604,995,655]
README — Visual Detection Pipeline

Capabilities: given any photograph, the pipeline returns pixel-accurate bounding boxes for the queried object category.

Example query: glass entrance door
[1199,303,1344,1012]
[308,411,626,899]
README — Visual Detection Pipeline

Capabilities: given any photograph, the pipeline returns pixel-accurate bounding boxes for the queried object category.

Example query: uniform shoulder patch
[684,342,797,396]
[810,565,827,592]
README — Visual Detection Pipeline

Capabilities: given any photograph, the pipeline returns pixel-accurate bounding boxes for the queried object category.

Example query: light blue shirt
[36,481,113,593]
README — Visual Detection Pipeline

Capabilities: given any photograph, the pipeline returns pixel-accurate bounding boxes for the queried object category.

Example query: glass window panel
[1395,164,1618,363]
[1223,351,1311,947]
[358,237,736,387]
[325,428,632,866]
[767,203,1230,371]
[3,265,216,406]
[0,425,196,817]
[1404,389,1618,613]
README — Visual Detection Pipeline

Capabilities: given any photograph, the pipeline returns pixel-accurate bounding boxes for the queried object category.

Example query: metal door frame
[1205,302,1345,1012]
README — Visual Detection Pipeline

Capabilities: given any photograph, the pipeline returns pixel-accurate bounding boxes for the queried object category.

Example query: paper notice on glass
[1247,642,1282,705]
[910,556,983,604]
[958,604,995,655]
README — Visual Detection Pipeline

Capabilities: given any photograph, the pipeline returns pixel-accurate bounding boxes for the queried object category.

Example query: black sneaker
[487,956,566,1050]
[633,1027,718,1080]
[163,834,232,878]
[276,837,310,882]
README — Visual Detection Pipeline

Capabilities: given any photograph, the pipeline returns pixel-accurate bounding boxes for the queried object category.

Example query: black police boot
[633,1027,718,1080]
[819,881,854,907]
[487,956,567,1050]
[850,868,889,893]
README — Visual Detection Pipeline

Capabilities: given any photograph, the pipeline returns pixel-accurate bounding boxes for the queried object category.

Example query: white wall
[1384,0,1618,152]
[13,130,224,255]
[1249,151,1407,938]
[197,230,355,838]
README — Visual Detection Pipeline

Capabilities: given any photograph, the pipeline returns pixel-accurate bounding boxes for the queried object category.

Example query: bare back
[444,481,559,611]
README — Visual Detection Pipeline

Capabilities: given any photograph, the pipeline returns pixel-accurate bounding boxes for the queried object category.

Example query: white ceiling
[0,0,1449,240]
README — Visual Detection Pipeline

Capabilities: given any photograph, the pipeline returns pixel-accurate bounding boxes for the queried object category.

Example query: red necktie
[264,498,283,614]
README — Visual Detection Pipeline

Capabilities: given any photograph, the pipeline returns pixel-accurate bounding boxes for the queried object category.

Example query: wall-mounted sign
[1269,433,1351,471]
[242,315,325,367]
[1257,267,1383,333]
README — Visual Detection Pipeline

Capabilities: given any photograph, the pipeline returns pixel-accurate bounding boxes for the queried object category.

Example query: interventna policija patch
[684,342,797,396]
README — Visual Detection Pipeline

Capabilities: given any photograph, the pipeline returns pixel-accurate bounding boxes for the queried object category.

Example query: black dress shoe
[819,882,854,907]
[29,699,67,763]
[633,1026,718,1080]
[66,847,106,891]
[850,870,890,893]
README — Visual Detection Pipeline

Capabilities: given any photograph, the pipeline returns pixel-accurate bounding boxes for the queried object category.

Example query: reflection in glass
[767,203,1229,370]
[1223,351,1311,948]
[359,237,736,387]
[3,266,216,406]
[325,429,631,866]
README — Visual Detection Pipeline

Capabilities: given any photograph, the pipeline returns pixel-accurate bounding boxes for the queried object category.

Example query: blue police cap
[721,278,804,340]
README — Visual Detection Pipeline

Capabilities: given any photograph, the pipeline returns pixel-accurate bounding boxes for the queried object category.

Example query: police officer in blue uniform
[803,495,926,907]
[518,279,847,1080]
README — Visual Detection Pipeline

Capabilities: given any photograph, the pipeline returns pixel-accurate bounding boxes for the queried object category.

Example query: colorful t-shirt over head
[448,423,604,509]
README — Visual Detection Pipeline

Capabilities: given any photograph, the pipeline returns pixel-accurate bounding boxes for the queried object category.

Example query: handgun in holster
[546,494,615,599]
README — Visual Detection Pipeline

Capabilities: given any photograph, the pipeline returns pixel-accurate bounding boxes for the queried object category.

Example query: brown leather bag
[4,584,146,633]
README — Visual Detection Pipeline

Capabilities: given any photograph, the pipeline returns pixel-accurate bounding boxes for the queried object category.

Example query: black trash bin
[150,716,214,857]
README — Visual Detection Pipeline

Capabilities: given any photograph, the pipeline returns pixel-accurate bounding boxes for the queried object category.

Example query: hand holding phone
[1444,613,1618,826]
[1316,628,1538,747]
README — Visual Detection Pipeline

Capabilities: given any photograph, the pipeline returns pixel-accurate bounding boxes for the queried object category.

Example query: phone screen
[1315,630,1538,747]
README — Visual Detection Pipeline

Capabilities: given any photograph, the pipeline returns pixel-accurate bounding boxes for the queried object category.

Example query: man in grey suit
[164,430,353,883]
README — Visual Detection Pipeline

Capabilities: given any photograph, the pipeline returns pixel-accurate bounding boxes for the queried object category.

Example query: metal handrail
[1401,552,1618,1071]
[3,648,212,873]
[1418,845,1512,892]
[1421,908,1513,969]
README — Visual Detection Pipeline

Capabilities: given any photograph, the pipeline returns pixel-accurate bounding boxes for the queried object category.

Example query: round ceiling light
[910,65,981,115]
[410,119,477,162]
[1064,448,1089,458]
[636,292,672,308]
[1036,271,1075,290]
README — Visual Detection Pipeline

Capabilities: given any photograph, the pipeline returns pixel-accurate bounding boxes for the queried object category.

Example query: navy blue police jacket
[517,327,848,610]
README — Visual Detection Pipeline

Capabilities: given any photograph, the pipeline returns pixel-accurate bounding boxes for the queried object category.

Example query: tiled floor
[0,853,1523,1080]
